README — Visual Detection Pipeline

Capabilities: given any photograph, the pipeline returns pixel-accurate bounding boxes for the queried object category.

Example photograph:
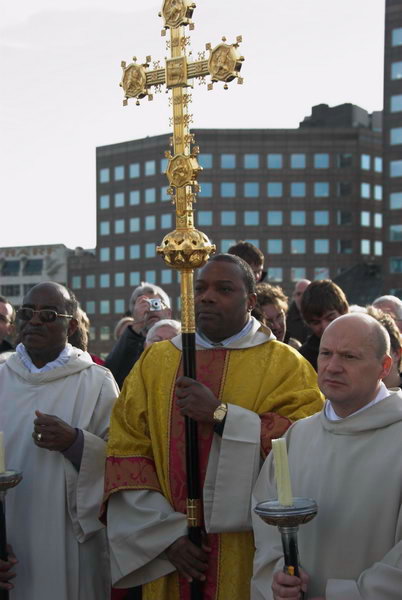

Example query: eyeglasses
[17,308,73,323]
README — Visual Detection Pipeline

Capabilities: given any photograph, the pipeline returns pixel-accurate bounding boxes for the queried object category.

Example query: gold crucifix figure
[119,0,244,333]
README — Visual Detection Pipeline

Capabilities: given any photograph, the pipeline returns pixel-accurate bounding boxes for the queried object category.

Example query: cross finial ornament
[120,0,244,333]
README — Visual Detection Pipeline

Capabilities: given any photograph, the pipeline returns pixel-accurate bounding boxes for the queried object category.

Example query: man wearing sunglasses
[0,295,15,356]
[0,282,119,600]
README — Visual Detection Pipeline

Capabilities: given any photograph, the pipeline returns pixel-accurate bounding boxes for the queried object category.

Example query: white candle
[0,432,5,473]
[272,437,293,506]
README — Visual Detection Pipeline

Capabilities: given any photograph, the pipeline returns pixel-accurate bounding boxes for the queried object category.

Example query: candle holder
[254,498,317,600]
[0,471,23,600]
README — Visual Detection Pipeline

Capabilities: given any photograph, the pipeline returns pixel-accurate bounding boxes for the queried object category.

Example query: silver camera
[146,298,164,312]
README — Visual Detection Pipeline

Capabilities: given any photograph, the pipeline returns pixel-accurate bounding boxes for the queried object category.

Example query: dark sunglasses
[17,308,73,323]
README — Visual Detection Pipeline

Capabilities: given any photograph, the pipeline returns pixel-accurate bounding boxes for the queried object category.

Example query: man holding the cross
[103,254,323,600]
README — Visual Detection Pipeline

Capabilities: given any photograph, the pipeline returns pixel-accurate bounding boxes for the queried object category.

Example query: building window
[391,128,402,145]
[244,211,259,225]
[360,211,370,227]
[314,267,329,279]
[372,185,382,201]
[291,239,306,254]
[1,284,19,297]
[360,154,371,170]
[114,165,125,181]
[314,210,329,225]
[290,154,306,169]
[100,221,110,236]
[221,239,236,252]
[199,154,212,168]
[86,275,95,288]
[199,183,213,198]
[115,246,125,261]
[314,153,329,168]
[23,260,42,276]
[114,192,124,208]
[267,239,283,254]
[361,240,370,255]
[99,168,110,183]
[245,239,259,247]
[86,301,95,315]
[244,154,259,168]
[267,211,283,226]
[390,192,402,209]
[221,211,236,225]
[100,326,110,341]
[391,61,402,79]
[114,219,125,234]
[374,241,383,256]
[115,273,125,287]
[99,195,110,210]
[130,272,140,286]
[145,188,156,204]
[130,217,140,232]
[160,158,168,172]
[161,269,172,284]
[337,153,353,168]
[145,243,155,258]
[71,276,81,289]
[290,211,306,225]
[267,154,283,169]
[314,182,329,197]
[221,182,236,197]
[197,211,213,226]
[130,190,140,205]
[390,258,402,273]
[338,240,353,254]
[290,182,306,197]
[361,182,371,198]
[129,163,140,178]
[337,182,352,196]
[374,213,382,229]
[161,213,172,229]
[291,268,306,282]
[267,267,283,282]
[100,274,110,288]
[99,248,110,262]
[390,225,402,241]
[145,216,156,230]
[1,261,19,276]
[391,94,402,112]
[392,28,402,46]
[390,160,402,177]
[314,239,329,254]
[145,160,156,176]
[267,182,283,197]
[100,300,110,315]
[374,157,383,173]
[244,182,259,197]
[130,245,140,259]
[161,186,170,201]
[221,154,236,168]
[145,270,156,283]
[115,299,125,314]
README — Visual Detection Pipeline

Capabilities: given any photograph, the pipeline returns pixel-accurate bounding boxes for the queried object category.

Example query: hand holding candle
[272,437,293,506]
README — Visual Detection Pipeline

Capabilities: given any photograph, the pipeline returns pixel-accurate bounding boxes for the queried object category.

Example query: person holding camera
[104,283,172,388]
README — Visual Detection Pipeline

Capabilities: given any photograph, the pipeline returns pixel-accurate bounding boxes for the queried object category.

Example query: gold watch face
[214,405,227,422]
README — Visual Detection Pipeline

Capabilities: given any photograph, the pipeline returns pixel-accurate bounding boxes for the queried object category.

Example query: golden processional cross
[119,3,243,597]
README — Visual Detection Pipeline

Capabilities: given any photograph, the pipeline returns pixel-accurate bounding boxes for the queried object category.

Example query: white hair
[129,282,171,313]
[373,295,402,319]
[145,319,181,344]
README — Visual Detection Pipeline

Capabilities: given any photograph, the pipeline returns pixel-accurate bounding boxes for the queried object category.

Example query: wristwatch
[213,402,228,424]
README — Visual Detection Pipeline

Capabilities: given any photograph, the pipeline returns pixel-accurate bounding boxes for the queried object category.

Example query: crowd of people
[0,240,401,600]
